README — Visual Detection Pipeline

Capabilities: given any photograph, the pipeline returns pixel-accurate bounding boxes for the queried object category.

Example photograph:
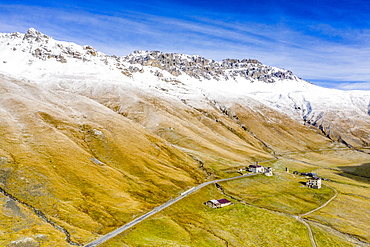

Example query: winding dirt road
[297,186,338,247]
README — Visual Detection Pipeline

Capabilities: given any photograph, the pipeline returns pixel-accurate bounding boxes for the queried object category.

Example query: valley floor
[90,148,370,247]
[1,138,369,247]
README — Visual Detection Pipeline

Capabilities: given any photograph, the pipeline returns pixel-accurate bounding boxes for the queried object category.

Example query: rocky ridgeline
[3,28,112,64]
[124,50,298,82]
[2,28,139,76]
[1,28,300,82]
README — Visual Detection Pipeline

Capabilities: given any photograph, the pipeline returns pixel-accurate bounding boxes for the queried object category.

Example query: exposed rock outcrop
[6,237,39,247]
[124,50,298,82]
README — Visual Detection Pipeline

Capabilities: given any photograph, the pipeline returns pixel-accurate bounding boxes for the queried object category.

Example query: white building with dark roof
[307,177,322,189]
[248,164,265,173]
[205,198,232,208]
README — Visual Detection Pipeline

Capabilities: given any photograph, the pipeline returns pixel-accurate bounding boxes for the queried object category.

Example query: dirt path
[216,171,339,247]
[216,181,320,247]
[300,185,338,217]
[294,186,338,247]
[86,147,364,246]
[307,219,370,247]
[85,148,358,247]
[294,216,317,247]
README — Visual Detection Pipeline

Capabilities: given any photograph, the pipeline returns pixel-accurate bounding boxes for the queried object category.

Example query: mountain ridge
[1,28,370,147]
[0,28,369,246]
[1,28,369,149]
[0,28,304,83]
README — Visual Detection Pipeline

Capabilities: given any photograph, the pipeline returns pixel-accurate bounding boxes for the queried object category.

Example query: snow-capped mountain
[0,28,302,90]
[1,28,370,246]
[0,28,369,148]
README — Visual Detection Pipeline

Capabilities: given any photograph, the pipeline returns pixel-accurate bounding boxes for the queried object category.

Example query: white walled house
[205,198,232,208]
[307,177,322,189]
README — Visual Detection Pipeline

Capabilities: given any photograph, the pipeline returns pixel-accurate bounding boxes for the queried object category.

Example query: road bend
[85,173,257,247]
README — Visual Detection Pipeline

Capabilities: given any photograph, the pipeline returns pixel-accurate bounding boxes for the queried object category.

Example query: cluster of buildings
[205,164,274,209]
[205,165,326,210]
[204,165,325,211]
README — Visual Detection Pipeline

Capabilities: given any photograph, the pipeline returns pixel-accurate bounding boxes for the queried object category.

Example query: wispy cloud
[337,82,370,90]
[0,3,369,90]
[309,80,370,90]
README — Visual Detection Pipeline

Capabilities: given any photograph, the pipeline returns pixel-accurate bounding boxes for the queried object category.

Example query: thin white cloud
[336,82,370,90]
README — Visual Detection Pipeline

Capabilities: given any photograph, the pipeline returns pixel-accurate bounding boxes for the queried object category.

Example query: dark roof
[249,165,262,168]
[307,173,318,176]
[217,198,231,204]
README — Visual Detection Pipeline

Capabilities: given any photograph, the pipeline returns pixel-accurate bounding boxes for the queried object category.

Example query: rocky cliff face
[124,50,298,82]
[6,28,103,62]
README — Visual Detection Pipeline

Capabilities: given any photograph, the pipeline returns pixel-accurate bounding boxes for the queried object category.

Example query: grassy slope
[1,76,369,246]
[95,88,274,164]
[226,101,338,153]
[302,167,370,243]
[313,110,370,149]
[103,150,369,246]
[277,150,370,243]
[221,171,335,214]
[101,185,312,247]
[91,86,339,178]
[0,78,208,244]
[310,224,354,247]
[0,193,69,246]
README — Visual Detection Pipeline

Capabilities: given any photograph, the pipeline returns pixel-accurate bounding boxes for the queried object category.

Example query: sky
[0,0,369,90]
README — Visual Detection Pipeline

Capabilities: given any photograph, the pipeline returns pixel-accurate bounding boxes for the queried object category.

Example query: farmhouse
[307,177,322,189]
[248,164,265,173]
[205,198,232,208]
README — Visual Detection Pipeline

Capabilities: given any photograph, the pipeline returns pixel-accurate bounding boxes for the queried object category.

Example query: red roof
[217,198,231,204]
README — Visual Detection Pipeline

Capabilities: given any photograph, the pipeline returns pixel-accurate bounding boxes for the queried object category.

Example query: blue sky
[1,0,370,90]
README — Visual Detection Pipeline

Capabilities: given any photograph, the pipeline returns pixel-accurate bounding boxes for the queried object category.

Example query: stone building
[307,177,322,189]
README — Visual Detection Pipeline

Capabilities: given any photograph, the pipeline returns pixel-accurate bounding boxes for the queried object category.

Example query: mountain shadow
[337,163,370,184]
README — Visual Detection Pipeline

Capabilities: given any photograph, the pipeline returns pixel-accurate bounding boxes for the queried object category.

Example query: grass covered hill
[0,73,369,246]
